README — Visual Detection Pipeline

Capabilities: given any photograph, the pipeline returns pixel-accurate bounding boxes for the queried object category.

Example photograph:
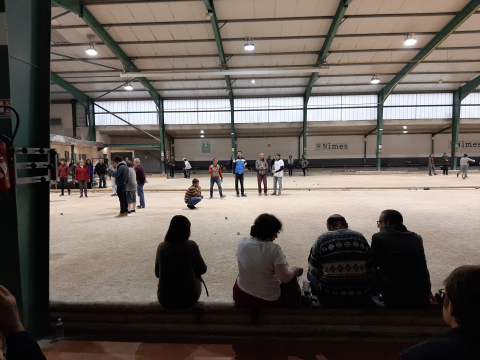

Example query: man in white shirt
[271,153,284,196]
[183,158,192,179]
[457,153,476,179]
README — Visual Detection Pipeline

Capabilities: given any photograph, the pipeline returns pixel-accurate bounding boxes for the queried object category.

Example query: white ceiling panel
[426,49,480,61]
[456,14,480,31]
[228,53,317,67]
[404,73,475,83]
[394,83,461,92]
[223,39,323,54]
[51,11,86,27]
[220,19,331,38]
[415,62,480,73]
[441,34,480,47]
[168,1,208,21]
[330,35,436,51]
[327,51,416,64]
[346,0,471,15]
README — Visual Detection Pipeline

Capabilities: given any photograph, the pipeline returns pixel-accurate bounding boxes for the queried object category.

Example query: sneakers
[111,194,117,196]
[68,189,71,195]
[237,194,240,197]
[220,195,226,199]
[128,210,136,214]
[59,193,64,196]
[271,193,276,196]
[241,193,247,197]
[210,195,213,199]
[115,213,128,218]
[79,195,83,198]
[277,193,282,196]
[258,193,262,196]
[264,193,268,196]
[137,205,145,209]
[187,205,196,209]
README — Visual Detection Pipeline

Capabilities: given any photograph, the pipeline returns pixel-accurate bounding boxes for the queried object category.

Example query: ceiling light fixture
[403,126,408,129]
[403,131,408,134]
[85,43,98,56]
[244,38,255,51]
[251,79,255,84]
[200,130,204,134]
[370,75,380,84]
[200,135,205,138]
[205,12,213,20]
[124,83,134,91]
[404,33,417,46]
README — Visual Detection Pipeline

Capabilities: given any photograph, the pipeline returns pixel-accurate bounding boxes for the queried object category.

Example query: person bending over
[107,156,129,218]
[233,150,247,197]
[0,285,46,360]
[399,265,480,360]
[371,209,434,308]
[184,178,203,210]
[233,213,303,308]
[155,215,207,308]
[308,214,374,308]
[209,158,226,199]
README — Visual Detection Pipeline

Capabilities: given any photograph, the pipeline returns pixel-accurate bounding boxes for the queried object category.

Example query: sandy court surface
[50,172,480,303]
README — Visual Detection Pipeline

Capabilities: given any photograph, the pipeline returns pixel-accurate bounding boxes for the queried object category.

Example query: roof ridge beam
[380,0,480,103]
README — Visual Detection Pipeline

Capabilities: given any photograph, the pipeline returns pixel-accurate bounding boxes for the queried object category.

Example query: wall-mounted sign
[315,143,348,150]
[202,140,210,153]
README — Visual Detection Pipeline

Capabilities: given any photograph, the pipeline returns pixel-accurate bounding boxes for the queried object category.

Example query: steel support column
[451,90,461,170]
[376,91,385,171]
[87,98,96,142]
[230,99,235,157]
[1,0,51,338]
[158,98,166,174]
[303,98,307,156]
[71,100,77,161]
[298,131,303,160]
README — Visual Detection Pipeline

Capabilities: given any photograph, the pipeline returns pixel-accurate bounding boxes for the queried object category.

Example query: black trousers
[116,184,128,214]
[169,168,175,178]
[442,165,449,175]
[60,177,68,194]
[288,165,293,176]
[235,173,244,195]
[302,168,306,176]
[87,174,93,189]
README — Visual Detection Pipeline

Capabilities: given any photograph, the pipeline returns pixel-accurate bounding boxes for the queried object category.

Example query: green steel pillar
[303,97,307,156]
[298,132,302,160]
[87,98,96,142]
[71,99,77,138]
[158,99,165,174]
[364,136,367,165]
[229,93,235,157]
[451,90,461,170]
[376,91,385,171]
[1,0,51,338]
[431,136,435,155]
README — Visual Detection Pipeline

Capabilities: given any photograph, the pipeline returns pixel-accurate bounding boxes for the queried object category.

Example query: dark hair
[192,178,199,184]
[327,215,347,228]
[238,150,242,153]
[444,265,480,337]
[213,157,218,161]
[113,156,123,163]
[60,158,65,161]
[382,209,403,226]
[86,159,92,165]
[164,215,191,244]
[464,153,468,157]
[126,160,133,167]
[250,213,282,240]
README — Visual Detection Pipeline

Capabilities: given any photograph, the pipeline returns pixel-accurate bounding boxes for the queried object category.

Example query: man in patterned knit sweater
[184,178,203,209]
[308,214,374,308]
[209,158,226,199]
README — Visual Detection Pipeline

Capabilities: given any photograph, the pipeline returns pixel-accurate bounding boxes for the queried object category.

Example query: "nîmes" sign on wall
[315,143,349,151]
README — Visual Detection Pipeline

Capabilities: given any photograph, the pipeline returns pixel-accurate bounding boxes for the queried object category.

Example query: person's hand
[88,180,90,182]
[292,267,304,277]
[233,174,236,178]
[221,179,223,182]
[198,186,201,190]
[428,292,438,305]
[75,180,78,183]
[0,285,25,336]
[272,170,276,174]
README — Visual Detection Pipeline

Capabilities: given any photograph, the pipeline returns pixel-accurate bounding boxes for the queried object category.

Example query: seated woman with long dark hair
[155,215,207,308]
[233,213,303,308]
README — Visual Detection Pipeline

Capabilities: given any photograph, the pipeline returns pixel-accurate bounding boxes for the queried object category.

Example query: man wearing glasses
[371,209,435,308]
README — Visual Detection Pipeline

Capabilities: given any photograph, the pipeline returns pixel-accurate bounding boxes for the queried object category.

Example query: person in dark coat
[441,152,449,175]
[155,215,207,308]
[94,159,107,188]
[399,265,480,360]
[107,156,129,218]
[85,159,94,189]
[371,209,434,308]
[166,155,175,179]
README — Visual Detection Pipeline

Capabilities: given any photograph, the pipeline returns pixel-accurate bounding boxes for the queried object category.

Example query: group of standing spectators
[429,153,476,178]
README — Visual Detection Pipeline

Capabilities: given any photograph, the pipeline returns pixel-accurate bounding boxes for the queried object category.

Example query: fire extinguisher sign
[0,100,11,117]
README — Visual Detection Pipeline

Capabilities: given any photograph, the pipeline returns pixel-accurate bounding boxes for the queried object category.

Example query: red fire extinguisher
[0,105,19,194]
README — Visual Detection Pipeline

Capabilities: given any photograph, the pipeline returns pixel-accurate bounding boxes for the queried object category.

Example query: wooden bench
[49,301,447,340]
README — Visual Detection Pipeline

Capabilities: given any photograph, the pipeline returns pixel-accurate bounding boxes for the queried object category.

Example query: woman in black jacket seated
[155,215,207,308]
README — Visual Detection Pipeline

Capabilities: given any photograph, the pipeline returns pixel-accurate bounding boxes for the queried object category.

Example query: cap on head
[183,158,186,161]
[275,152,281,156]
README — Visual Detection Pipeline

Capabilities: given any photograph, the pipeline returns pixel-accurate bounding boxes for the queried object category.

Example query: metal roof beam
[52,0,162,106]
[304,0,352,103]
[458,74,480,101]
[51,73,90,108]
[380,0,480,102]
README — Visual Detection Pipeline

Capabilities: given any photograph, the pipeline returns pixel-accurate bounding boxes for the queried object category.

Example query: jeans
[210,177,223,196]
[137,184,145,207]
[116,183,128,214]
[267,166,272,176]
[60,177,68,194]
[184,169,190,179]
[78,180,88,196]
[187,195,203,206]
[235,173,244,195]
[98,174,106,187]
[112,181,117,194]
[288,165,293,176]
[257,174,267,193]
[273,176,282,194]
[428,164,437,176]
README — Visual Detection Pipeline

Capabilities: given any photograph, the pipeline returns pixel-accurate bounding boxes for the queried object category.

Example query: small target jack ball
[225,216,228,219]
[61,213,63,215]
[237,232,240,235]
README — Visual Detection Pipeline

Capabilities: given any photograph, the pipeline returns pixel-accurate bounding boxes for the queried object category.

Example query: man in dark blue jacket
[233,150,247,197]
[107,156,130,218]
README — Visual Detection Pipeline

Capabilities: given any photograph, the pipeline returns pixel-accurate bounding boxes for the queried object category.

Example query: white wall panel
[341,95,376,121]
[461,93,480,118]
[95,100,158,125]
[268,97,303,123]
[234,98,269,123]
[308,96,342,121]
[384,93,453,120]
[164,99,197,125]
[198,99,230,124]
[307,95,376,121]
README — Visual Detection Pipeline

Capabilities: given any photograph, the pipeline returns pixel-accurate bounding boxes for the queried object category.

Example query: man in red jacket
[209,157,226,199]
[57,158,70,196]
[74,159,90,198]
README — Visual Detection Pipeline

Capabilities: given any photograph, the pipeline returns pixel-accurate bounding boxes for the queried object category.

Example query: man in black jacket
[94,159,107,188]
[371,209,433,308]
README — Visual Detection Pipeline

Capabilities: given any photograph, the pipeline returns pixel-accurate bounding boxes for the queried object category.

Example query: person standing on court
[271,153,284,196]
[256,153,268,196]
[209,157,226,199]
[233,150,247,197]
[86,159,94,188]
[107,156,129,218]
[184,178,203,209]
[94,159,107,188]
[70,160,77,189]
[457,153,476,179]
[266,155,272,176]
[287,155,294,177]
[167,155,175,179]
[301,156,309,176]
[441,152,450,175]
[134,158,146,209]
[74,159,90,198]
[57,158,70,196]
[126,160,137,214]
[183,158,192,179]
[109,162,117,197]
[428,154,438,176]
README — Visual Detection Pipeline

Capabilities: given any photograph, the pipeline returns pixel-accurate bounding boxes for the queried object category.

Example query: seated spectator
[184,178,203,210]
[399,265,480,360]
[308,214,373,308]
[371,209,433,308]
[0,285,46,360]
[233,213,303,308]
[155,215,207,308]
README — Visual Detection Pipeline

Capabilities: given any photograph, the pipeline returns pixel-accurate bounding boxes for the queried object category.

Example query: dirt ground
[50,171,480,303]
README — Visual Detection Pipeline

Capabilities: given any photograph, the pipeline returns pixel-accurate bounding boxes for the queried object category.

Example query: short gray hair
[133,158,141,164]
